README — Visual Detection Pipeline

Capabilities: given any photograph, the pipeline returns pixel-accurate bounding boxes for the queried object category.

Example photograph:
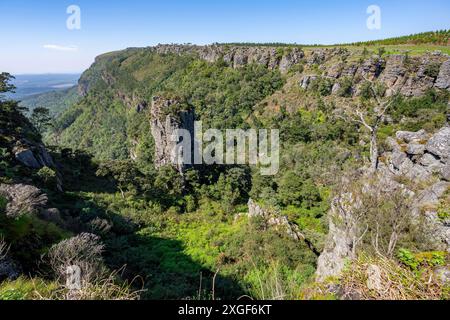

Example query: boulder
[406,143,426,156]
[419,153,444,173]
[300,75,317,90]
[14,149,41,169]
[396,129,428,143]
[440,165,450,181]
[356,56,384,80]
[426,127,450,159]
[379,55,406,92]
[435,59,450,90]
[247,199,317,251]
[279,48,304,74]
[39,208,64,226]
[307,50,326,66]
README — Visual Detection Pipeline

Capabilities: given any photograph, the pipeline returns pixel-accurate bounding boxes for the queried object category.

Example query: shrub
[424,62,441,78]
[46,233,105,284]
[336,77,353,97]
[35,166,57,188]
[398,249,447,271]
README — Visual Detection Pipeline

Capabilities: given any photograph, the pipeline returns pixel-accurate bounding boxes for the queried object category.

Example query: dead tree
[341,81,398,174]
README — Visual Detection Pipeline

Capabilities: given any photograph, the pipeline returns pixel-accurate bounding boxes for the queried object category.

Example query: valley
[1,30,450,300]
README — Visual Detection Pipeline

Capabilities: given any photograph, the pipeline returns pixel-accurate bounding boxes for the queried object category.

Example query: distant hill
[8,74,80,99]
[19,86,80,116]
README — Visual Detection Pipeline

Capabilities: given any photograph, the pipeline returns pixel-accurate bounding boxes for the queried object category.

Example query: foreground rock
[383,127,450,182]
[316,126,450,281]
[316,194,359,281]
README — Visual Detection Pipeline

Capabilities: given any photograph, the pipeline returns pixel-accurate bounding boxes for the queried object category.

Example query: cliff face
[148,45,450,98]
[71,44,450,173]
[300,52,450,97]
[152,44,304,73]
[78,45,450,107]
[150,96,195,173]
[316,126,450,281]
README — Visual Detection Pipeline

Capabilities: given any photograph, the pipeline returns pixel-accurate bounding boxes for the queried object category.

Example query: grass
[339,255,449,300]
[0,277,59,300]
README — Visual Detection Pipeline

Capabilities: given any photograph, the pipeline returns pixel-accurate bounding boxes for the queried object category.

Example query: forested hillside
[1,32,450,300]
[19,86,80,116]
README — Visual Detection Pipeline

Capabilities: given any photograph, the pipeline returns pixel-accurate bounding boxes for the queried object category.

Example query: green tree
[96,160,143,198]
[0,72,15,97]
[30,107,53,134]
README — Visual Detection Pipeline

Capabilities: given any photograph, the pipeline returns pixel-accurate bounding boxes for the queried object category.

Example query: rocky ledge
[316,126,450,281]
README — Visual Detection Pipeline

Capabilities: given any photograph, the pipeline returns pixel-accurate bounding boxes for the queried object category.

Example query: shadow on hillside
[104,233,246,300]
[50,148,116,194]
[45,148,246,299]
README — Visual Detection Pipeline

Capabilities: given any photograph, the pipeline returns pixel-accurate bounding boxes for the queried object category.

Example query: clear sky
[1,0,449,74]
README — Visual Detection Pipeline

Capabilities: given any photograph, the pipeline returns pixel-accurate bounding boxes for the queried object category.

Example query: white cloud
[43,44,79,52]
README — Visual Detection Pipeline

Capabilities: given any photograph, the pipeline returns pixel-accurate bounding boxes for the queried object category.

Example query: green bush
[310,77,333,96]
[424,62,441,78]
[336,77,353,97]
[35,166,57,188]
[398,248,447,271]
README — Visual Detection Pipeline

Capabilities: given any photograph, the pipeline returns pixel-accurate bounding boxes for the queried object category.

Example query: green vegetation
[19,86,80,117]
[1,29,450,300]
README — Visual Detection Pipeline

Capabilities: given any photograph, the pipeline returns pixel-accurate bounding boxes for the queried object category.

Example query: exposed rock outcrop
[13,140,55,170]
[300,75,318,90]
[153,44,305,74]
[435,59,450,90]
[301,52,449,98]
[150,96,195,174]
[247,199,320,255]
[316,126,450,281]
[316,193,359,281]
[382,127,449,182]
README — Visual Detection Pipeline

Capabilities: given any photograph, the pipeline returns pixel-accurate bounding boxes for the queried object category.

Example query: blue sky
[1,0,449,74]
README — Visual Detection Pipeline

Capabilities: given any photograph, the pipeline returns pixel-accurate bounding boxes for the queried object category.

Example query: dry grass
[340,255,447,300]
